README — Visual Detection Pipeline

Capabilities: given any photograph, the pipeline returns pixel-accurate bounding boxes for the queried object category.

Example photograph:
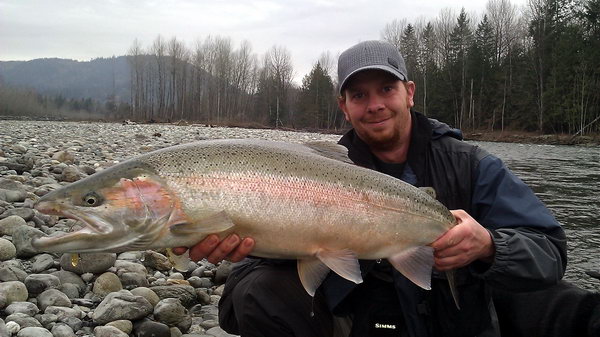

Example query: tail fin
[446,269,460,309]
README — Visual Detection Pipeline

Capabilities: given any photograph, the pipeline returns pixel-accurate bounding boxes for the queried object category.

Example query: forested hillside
[0,56,130,102]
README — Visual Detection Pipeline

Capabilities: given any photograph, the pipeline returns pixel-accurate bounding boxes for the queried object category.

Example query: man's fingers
[188,234,220,261]
[431,227,463,251]
[227,237,255,262]
[206,234,240,264]
[435,255,467,270]
[171,247,188,255]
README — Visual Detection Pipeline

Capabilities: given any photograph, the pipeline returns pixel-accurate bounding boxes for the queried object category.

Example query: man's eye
[352,93,364,99]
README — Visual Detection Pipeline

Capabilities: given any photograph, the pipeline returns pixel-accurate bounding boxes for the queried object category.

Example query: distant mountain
[0,56,131,102]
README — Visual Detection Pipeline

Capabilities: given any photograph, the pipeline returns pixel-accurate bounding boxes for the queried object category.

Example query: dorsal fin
[304,141,354,164]
[419,187,437,199]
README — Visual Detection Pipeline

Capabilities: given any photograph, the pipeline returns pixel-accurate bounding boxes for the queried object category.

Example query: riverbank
[464,130,600,146]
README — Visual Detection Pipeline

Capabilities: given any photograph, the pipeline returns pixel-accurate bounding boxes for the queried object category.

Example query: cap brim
[338,65,407,95]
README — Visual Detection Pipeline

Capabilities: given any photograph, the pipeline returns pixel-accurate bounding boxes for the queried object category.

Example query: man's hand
[172,234,255,264]
[430,209,495,271]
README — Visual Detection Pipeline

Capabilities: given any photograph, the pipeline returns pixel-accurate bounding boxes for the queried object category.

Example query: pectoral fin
[169,211,235,235]
[166,248,191,272]
[388,246,434,290]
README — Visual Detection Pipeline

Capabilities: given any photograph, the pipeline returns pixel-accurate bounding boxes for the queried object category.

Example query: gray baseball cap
[337,40,408,95]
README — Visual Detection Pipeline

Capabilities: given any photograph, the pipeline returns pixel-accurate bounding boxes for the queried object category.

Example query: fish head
[33,161,182,253]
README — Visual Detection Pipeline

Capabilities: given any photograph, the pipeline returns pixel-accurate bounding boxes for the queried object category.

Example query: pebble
[0,216,26,236]
[0,215,27,236]
[59,166,83,182]
[120,272,150,289]
[37,288,72,312]
[24,274,61,295]
[195,289,212,305]
[50,270,85,294]
[94,325,129,337]
[59,316,83,332]
[105,319,133,334]
[80,272,94,283]
[114,260,148,275]
[6,312,43,328]
[206,326,239,337]
[16,327,54,337]
[30,253,56,272]
[44,306,82,321]
[5,302,40,316]
[0,188,27,202]
[51,324,76,337]
[12,226,45,258]
[150,285,198,307]
[142,250,172,271]
[0,237,17,260]
[130,287,160,307]
[92,272,123,297]
[59,252,116,274]
[92,290,153,324]
[51,151,75,164]
[0,281,29,308]
[36,313,58,329]
[1,207,35,221]
[58,283,80,299]
[154,298,192,332]
[214,261,233,285]
[134,320,172,337]
[5,321,20,335]
[0,319,8,337]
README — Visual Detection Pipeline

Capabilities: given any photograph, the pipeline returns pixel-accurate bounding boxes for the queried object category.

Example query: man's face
[338,70,415,149]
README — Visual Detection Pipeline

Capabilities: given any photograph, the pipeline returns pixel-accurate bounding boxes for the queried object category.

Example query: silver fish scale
[135,139,454,227]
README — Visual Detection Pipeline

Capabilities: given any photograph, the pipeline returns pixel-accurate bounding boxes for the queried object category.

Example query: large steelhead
[33,139,456,296]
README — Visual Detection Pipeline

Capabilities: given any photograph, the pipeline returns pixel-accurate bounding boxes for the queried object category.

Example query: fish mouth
[35,199,113,234]
[33,201,117,253]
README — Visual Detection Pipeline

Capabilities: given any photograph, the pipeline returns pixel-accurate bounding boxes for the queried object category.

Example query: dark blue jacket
[322,110,567,337]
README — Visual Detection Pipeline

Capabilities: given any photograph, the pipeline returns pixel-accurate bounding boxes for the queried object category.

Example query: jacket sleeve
[470,154,567,291]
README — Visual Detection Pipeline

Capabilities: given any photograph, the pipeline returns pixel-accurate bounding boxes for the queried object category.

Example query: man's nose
[366,94,384,113]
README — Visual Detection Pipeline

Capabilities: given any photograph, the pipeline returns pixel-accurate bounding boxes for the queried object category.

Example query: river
[472,141,600,290]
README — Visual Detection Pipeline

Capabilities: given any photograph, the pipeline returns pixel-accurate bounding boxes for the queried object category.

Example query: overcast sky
[0,0,527,83]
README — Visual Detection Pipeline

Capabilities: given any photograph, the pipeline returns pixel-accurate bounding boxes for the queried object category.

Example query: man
[175,40,567,337]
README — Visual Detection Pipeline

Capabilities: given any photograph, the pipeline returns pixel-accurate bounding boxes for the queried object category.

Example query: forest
[1,0,599,135]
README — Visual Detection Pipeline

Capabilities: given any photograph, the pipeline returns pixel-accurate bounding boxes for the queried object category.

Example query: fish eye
[82,192,103,207]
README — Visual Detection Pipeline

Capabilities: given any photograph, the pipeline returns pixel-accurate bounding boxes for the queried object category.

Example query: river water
[471,141,600,290]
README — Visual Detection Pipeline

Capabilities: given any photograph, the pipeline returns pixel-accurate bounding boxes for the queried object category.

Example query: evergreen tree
[449,8,473,128]
[297,62,335,129]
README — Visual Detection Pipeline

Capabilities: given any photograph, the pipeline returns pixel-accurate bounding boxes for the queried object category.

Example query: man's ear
[405,81,416,107]
[338,95,351,122]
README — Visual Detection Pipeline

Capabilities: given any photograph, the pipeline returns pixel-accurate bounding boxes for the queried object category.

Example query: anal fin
[298,259,331,296]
